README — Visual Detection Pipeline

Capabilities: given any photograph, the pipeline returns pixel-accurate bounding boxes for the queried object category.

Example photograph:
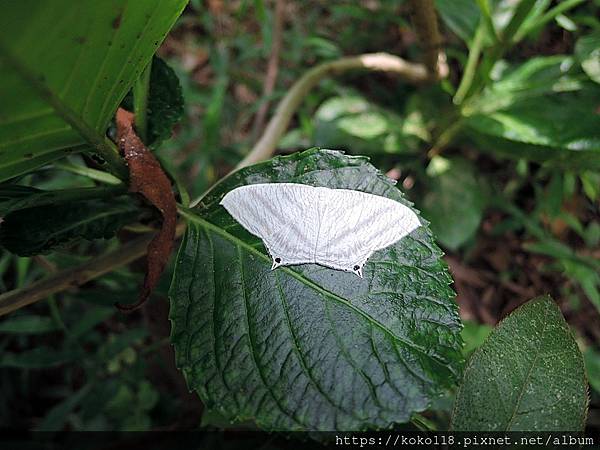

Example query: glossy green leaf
[169,148,463,431]
[0,195,142,256]
[452,296,588,431]
[417,157,487,251]
[576,32,600,84]
[0,0,187,181]
[314,96,421,156]
[463,56,600,168]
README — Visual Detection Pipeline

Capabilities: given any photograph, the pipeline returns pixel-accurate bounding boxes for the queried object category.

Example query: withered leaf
[115,107,177,310]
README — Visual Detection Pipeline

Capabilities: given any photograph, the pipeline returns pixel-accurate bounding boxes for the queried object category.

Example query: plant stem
[134,61,152,143]
[411,413,438,431]
[407,0,447,78]
[427,119,464,158]
[514,0,586,41]
[453,23,486,105]
[53,161,123,185]
[236,53,429,169]
[0,223,186,317]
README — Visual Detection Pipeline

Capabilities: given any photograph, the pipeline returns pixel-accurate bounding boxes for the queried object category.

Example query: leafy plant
[170,148,462,430]
[0,0,597,436]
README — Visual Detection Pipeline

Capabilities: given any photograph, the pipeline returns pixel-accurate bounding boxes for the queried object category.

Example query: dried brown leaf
[115,108,177,311]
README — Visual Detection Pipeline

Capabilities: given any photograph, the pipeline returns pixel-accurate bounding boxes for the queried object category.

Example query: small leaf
[170,148,463,431]
[122,56,184,147]
[418,157,487,251]
[452,296,588,431]
[115,108,177,310]
[314,95,420,156]
[0,195,142,256]
[575,31,600,84]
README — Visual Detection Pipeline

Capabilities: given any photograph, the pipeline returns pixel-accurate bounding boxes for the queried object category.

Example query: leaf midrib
[182,209,448,367]
[0,41,126,179]
[504,300,551,431]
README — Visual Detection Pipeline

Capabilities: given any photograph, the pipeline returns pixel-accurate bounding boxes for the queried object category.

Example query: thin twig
[407,0,448,79]
[251,0,285,138]
[0,223,186,317]
[236,52,429,169]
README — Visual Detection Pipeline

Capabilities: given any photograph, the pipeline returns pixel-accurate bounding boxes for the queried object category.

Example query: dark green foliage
[418,157,488,251]
[452,296,588,431]
[0,195,142,256]
[169,148,463,431]
[122,56,185,147]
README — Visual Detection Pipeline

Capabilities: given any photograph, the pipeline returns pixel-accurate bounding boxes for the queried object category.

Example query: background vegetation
[0,0,599,435]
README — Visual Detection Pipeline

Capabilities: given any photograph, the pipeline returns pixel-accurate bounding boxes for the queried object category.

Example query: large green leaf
[463,56,600,168]
[0,0,187,182]
[169,148,463,431]
[417,157,488,251]
[452,296,588,431]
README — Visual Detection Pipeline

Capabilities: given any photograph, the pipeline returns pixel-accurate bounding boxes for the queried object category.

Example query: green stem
[514,0,586,41]
[133,61,152,143]
[53,161,123,185]
[501,0,538,43]
[411,413,438,431]
[427,119,464,158]
[475,0,497,41]
[453,22,486,105]
[47,295,68,333]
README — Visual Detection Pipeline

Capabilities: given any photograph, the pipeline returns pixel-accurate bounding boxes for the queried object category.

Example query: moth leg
[271,256,283,270]
[352,264,363,278]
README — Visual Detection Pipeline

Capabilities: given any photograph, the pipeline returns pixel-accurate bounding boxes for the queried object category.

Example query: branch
[236,52,429,169]
[407,0,448,79]
[0,223,186,317]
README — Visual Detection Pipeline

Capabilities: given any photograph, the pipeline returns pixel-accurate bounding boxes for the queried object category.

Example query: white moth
[220,183,420,277]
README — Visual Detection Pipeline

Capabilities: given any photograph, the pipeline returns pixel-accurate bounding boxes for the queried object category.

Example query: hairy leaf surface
[169,149,463,431]
[452,296,588,431]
